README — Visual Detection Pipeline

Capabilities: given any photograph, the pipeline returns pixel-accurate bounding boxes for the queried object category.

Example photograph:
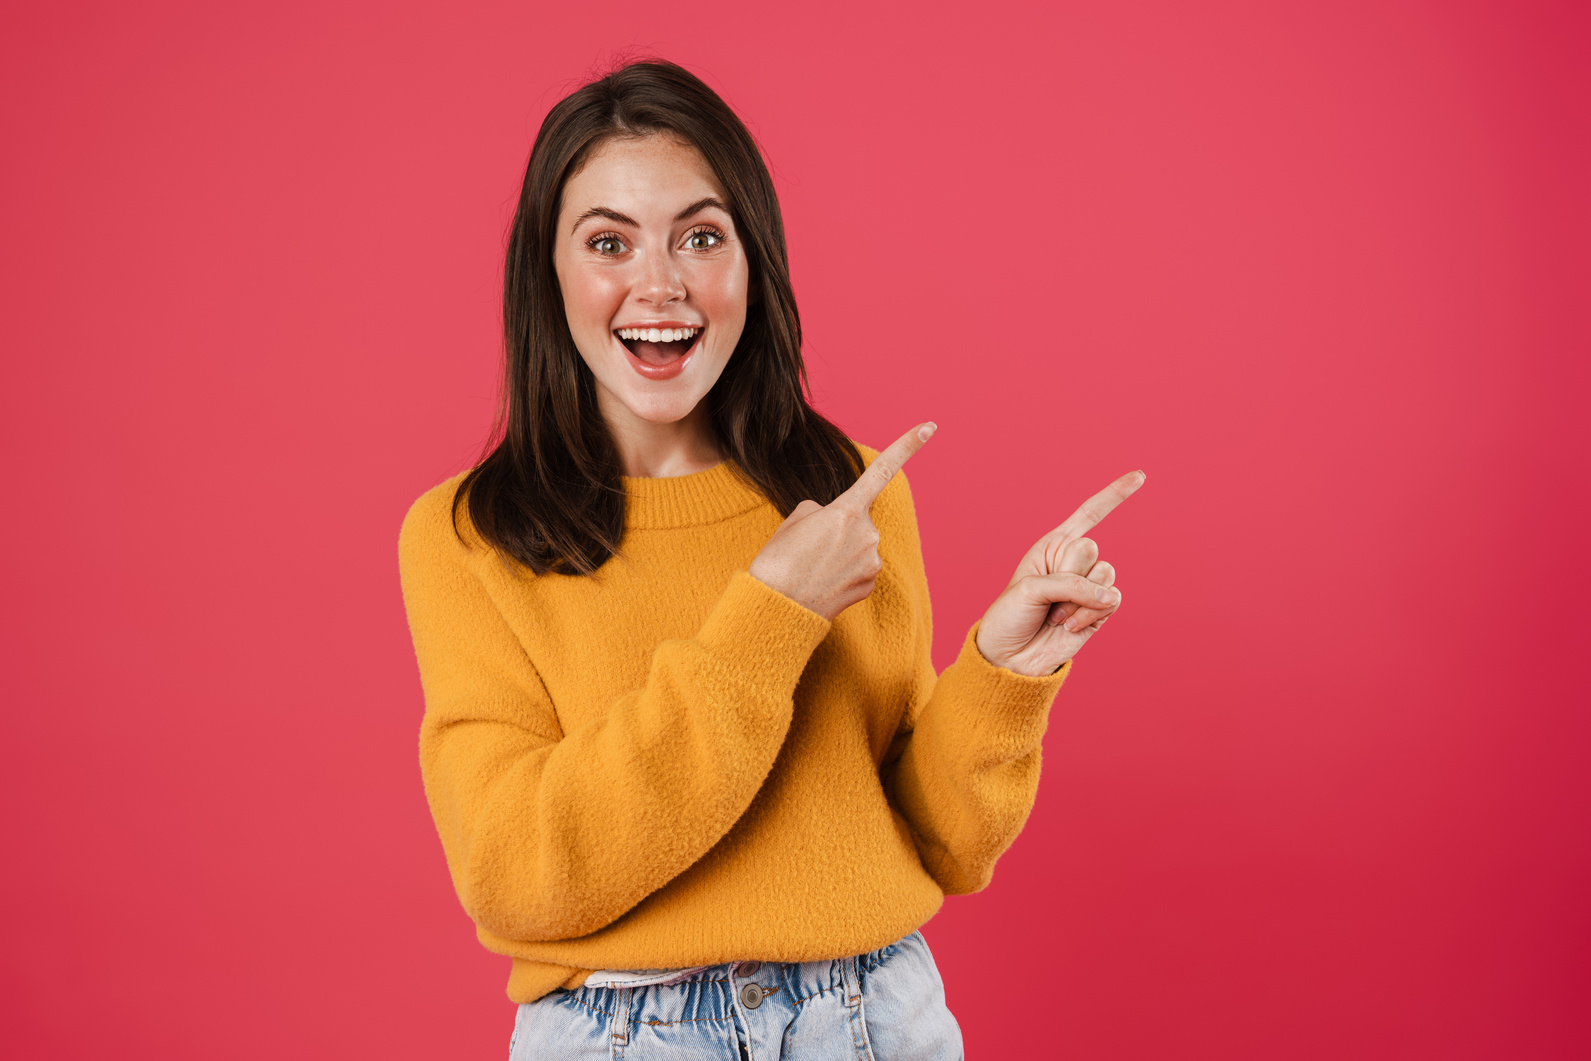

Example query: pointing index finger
[1054,469,1147,538]
[839,422,937,509]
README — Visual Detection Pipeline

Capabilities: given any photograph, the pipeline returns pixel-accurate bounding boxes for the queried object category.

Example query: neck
[598,390,724,479]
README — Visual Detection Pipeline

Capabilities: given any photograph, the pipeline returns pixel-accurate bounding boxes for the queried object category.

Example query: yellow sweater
[397,450,1070,1003]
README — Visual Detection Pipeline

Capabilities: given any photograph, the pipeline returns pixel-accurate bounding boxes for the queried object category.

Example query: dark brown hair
[455,59,862,575]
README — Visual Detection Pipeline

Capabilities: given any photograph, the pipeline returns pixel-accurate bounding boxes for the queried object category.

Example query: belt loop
[841,954,874,1060]
[610,986,632,1055]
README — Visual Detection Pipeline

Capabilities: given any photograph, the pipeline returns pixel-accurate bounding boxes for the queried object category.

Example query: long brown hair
[455,59,862,575]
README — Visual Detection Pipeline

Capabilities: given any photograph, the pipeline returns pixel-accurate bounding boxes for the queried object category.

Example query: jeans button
[740,983,763,1009]
[739,961,761,976]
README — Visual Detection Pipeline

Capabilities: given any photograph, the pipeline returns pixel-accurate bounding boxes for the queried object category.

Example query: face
[553,134,750,432]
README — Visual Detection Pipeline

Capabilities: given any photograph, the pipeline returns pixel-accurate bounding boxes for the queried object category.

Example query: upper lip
[613,320,703,330]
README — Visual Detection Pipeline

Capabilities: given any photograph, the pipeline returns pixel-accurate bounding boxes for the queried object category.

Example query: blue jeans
[508,931,963,1060]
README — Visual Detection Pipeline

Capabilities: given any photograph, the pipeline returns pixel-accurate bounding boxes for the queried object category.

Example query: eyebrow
[568,197,731,234]
[673,196,730,222]
[570,206,639,233]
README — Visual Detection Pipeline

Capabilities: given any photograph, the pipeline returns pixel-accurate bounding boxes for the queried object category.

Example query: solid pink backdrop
[3,1,1588,1057]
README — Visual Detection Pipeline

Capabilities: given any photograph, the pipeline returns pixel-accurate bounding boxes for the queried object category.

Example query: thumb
[782,499,824,525]
[1016,572,1121,610]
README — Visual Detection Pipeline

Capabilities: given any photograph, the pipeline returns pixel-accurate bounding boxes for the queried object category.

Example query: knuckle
[1066,541,1098,567]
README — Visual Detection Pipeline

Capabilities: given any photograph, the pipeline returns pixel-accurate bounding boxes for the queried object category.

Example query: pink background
[4,1,1588,1057]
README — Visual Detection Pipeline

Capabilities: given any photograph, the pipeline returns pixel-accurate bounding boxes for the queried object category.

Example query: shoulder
[849,439,929,598]
[851,439,920,530]
[398,470,478,574]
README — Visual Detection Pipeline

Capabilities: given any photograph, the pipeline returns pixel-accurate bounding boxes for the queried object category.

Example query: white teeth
[616,327,700,342]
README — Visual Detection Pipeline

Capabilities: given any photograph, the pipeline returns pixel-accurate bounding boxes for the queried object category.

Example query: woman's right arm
[398,485,830,944]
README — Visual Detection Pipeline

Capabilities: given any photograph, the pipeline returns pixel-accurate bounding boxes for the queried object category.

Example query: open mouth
[617,325,701,366]
[616,325,702,379]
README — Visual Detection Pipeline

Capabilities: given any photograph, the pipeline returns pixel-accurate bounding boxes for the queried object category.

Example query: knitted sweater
[397,449,1070,1003]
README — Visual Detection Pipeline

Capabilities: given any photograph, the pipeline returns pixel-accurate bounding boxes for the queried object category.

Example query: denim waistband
[563,937,905,1029]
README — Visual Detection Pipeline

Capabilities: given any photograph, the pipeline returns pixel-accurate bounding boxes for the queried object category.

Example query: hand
[749,423,936,621]
[975,470,1146,677]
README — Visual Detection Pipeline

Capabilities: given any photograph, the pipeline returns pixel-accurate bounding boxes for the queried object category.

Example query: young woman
[399,59,1142,1060]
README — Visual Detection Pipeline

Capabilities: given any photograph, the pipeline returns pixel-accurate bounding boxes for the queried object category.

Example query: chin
[617,387,709,426]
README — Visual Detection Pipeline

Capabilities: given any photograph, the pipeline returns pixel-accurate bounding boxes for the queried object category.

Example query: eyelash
[683,225,727,249]
[584,226,728,255]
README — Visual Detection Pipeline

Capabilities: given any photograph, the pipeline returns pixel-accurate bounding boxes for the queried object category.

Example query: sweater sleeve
[871,468,1071,896]
[397,482,831,944]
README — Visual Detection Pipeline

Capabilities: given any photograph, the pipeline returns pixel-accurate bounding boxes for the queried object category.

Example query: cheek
[558,261,627,335]
[693,257,751,326]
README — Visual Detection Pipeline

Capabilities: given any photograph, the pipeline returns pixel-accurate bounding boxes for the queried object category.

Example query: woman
[399,59,1141,1060]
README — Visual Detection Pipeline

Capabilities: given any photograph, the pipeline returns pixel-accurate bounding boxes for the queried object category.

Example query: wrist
[974,622,1073,678]
[974,623,1025,674]
[747,566,831,622]
[964,622,1074,686]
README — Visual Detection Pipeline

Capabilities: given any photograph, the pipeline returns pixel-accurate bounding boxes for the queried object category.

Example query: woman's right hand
[749,423,936,621]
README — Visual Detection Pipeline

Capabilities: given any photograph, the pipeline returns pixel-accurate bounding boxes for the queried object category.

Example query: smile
[615,323,703,381]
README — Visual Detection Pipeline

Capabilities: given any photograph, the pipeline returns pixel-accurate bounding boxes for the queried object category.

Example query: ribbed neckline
[620,461,769,529]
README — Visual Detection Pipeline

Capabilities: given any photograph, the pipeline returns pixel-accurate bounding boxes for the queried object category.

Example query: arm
[398,485,829,943]
[873,471,1071,895]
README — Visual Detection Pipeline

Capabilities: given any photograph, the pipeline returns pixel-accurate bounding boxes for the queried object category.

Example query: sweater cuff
[693,570,832,686]
[940,623,1071,729]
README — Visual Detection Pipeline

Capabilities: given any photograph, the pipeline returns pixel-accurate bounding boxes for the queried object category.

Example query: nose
[635,244,686,307]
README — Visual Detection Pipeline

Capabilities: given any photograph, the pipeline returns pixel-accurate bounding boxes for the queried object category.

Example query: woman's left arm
[878,468,1144,895]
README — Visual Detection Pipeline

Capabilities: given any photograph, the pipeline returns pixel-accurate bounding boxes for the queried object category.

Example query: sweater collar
[621,461,769,529]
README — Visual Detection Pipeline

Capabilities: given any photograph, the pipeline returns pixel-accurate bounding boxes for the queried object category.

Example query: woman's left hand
[974,470,1146,677]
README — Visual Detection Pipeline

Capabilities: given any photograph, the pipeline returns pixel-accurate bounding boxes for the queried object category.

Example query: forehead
[560,135,726,222]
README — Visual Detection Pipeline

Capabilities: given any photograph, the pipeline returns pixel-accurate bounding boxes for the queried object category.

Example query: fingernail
[1064,617,1077,631]
[1094,586,1107,601]
[918,422,937,441]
